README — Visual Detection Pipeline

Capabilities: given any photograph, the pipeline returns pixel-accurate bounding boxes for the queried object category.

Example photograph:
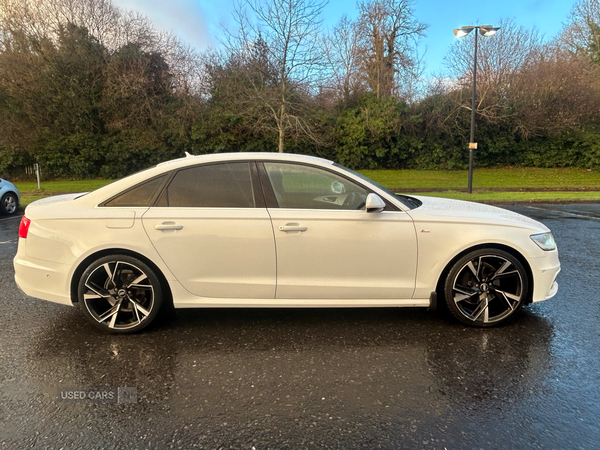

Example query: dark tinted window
[104,175,167,207]
[159,163,255,208]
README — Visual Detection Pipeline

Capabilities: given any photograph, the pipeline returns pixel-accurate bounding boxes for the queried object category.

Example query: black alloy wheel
[444,249,529,327]
[78,255,163,333]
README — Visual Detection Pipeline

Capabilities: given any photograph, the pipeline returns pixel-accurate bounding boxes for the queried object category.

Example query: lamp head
[480,26,500,37]
[453,26,475,38]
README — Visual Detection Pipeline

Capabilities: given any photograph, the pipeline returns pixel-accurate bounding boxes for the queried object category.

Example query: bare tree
[356,0,426,99]
[443,17,600,138]
[560,0,600,61]
[394,36,426,102]
[444,19,542,123]
[322,15,364,105]
[509,46,600,137]
[225,0,327,152]
[0,0,200,78]
[0,0,154,49]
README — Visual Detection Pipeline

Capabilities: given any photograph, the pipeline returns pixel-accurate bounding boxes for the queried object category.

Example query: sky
[113,0,580,76]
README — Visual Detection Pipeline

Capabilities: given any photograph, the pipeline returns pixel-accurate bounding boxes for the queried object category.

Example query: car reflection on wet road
[0,204,599,449]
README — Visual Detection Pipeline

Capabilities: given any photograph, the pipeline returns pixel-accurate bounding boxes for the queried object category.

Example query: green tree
[335,94,414,168]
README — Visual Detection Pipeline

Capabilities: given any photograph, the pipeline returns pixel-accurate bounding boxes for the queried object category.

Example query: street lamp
[453,25,500,194]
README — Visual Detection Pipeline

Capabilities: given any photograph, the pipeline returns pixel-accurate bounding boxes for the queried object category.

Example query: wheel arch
[435,243,534,305]
[70,248,173,309]
[2,190,18,198]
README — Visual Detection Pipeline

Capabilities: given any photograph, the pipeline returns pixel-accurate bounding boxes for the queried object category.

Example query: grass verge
[14,179,114,194]
[361,167,600,190]
[13,168,600,208]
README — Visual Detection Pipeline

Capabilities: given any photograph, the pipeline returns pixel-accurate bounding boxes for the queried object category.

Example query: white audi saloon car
[14,153,560,333]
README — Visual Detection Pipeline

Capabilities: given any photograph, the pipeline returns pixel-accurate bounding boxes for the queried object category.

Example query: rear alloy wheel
[444,249,528,327]
[78,255,163,333]
[1,192,17,215]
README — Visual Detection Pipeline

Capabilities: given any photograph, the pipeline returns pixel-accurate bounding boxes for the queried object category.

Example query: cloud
[113,0,219,50]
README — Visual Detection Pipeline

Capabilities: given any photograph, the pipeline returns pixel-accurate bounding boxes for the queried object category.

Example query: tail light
[19,216,31,238]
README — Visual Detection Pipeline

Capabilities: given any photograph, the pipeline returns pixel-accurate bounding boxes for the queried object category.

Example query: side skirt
[173,298,430,308]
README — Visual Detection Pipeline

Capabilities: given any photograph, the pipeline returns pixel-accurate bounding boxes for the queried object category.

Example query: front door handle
[279,224,307,232]
[155,222,183,231]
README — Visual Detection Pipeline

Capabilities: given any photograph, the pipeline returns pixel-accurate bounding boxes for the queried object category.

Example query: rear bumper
[14,251,73,306]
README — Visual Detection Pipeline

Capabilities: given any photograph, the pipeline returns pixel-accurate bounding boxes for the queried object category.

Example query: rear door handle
[155,222,183,231]
[279,224,307,232]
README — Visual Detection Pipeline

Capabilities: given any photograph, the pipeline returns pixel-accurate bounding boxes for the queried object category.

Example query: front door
[262,162,417,300]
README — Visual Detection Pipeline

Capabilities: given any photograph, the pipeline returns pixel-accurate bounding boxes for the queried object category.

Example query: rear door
[142,161,276,299]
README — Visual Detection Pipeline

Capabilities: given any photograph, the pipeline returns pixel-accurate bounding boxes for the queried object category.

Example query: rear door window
[158,162,256,208]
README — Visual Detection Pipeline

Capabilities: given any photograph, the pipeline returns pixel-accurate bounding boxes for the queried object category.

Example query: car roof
[156,152,334,169]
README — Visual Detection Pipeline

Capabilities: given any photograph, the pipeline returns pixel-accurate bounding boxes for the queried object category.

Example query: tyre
[444,249,529,327]
[77,255,163,334]
[1,192,18,215]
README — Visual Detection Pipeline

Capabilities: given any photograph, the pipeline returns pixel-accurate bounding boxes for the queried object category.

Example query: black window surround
[100,159,399,211]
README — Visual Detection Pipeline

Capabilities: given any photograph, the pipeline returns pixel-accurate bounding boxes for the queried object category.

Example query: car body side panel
[25,209,138,263]
[408,214,560,302]
[173,298,430,308]
[14,206,182,305]
[141,207,277,299]
[268,209,418,299]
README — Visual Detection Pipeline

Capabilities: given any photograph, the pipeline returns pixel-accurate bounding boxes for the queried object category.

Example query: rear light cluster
[19,216,31,239]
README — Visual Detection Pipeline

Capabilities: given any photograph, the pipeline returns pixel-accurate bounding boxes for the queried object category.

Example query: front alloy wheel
[78,255,163,333]
[444,249,529,327]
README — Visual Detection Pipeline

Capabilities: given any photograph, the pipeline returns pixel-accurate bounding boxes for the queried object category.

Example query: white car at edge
[14,153,560,333]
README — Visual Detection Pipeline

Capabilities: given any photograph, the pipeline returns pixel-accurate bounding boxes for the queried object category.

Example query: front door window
[264,163,368,210]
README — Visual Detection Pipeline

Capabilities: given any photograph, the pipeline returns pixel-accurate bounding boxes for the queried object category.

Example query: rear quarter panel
[22,201,179,301]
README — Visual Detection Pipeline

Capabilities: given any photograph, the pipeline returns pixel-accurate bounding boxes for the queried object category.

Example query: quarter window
[104,175,167,207]
[158,162,255,208]
[263,163,368,210]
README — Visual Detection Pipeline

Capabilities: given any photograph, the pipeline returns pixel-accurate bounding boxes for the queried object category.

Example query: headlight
[530,232,556,251]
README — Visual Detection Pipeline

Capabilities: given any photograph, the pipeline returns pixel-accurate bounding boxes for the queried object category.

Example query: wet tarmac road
[0,204,599,449]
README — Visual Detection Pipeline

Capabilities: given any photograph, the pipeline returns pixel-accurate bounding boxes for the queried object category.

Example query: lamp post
[453,25,500,194]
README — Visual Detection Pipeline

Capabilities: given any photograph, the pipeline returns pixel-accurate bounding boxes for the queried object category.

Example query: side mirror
[365,193,386,213]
